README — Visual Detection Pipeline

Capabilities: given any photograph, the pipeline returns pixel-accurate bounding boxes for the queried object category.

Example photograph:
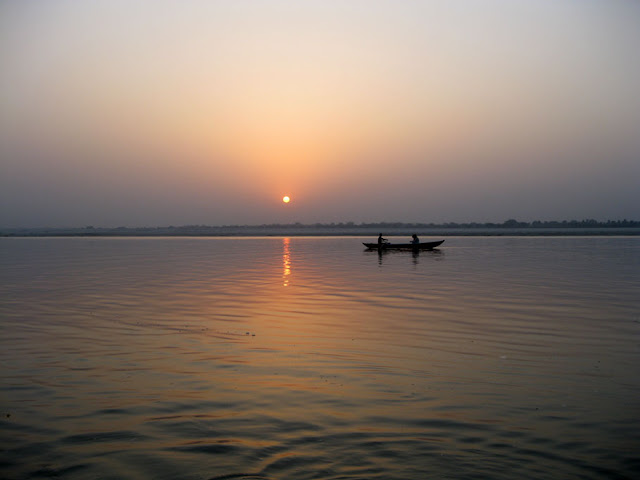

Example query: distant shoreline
[2,225,639,237]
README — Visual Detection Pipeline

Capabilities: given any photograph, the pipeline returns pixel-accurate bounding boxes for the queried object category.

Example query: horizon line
[2,218,640,233]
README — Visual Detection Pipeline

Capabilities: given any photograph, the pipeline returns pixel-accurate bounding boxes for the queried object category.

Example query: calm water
[1,236,639,479]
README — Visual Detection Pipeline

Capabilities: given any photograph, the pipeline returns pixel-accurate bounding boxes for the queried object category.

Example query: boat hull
[363,240,444,250]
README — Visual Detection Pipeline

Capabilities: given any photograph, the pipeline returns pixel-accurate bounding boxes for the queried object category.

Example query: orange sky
[1,1,639,227]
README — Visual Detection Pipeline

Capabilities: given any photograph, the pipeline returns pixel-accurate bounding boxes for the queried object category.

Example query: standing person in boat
[378,233,388,246]
[411,234,420,244]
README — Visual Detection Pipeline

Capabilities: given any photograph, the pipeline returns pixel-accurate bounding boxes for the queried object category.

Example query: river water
[1,236,639,479]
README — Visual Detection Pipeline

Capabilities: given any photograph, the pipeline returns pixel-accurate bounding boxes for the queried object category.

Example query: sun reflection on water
[282,237,291,287]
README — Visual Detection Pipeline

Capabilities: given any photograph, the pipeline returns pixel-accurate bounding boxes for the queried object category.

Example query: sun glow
[282,196,291,203]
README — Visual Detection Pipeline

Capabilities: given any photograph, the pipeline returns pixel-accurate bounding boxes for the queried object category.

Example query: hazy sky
[1,0,639,227]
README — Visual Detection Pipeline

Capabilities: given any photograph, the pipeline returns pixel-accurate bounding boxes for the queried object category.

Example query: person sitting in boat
[411,234,420,244]
[378,233,389,245]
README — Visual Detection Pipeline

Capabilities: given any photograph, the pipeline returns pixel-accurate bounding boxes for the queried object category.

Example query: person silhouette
[378,233,388,246]
[411,234,420,244]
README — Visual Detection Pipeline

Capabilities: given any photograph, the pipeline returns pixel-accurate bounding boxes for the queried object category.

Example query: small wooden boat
[363,240,444,250]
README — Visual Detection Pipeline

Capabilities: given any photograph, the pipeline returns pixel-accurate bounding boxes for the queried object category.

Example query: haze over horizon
[2,0,639,229]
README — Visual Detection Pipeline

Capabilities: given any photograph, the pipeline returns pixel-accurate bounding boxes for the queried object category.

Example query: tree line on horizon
[355,218,640,229]
[258,218,639,229]
[3,218,639,235]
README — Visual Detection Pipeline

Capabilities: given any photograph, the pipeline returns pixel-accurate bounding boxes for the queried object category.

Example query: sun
[282,195,291,204]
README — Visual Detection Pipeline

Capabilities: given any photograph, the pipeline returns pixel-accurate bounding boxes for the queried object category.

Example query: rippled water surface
[1,236,639,479]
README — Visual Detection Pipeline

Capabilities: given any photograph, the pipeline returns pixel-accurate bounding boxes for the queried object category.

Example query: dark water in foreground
[1,236,639,479]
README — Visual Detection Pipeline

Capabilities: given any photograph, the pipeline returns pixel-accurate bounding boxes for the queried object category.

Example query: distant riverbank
[2,225,640,237]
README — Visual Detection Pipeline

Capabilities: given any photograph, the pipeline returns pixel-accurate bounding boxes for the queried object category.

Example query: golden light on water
[282,196,291,204]
[282,237,291,287]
